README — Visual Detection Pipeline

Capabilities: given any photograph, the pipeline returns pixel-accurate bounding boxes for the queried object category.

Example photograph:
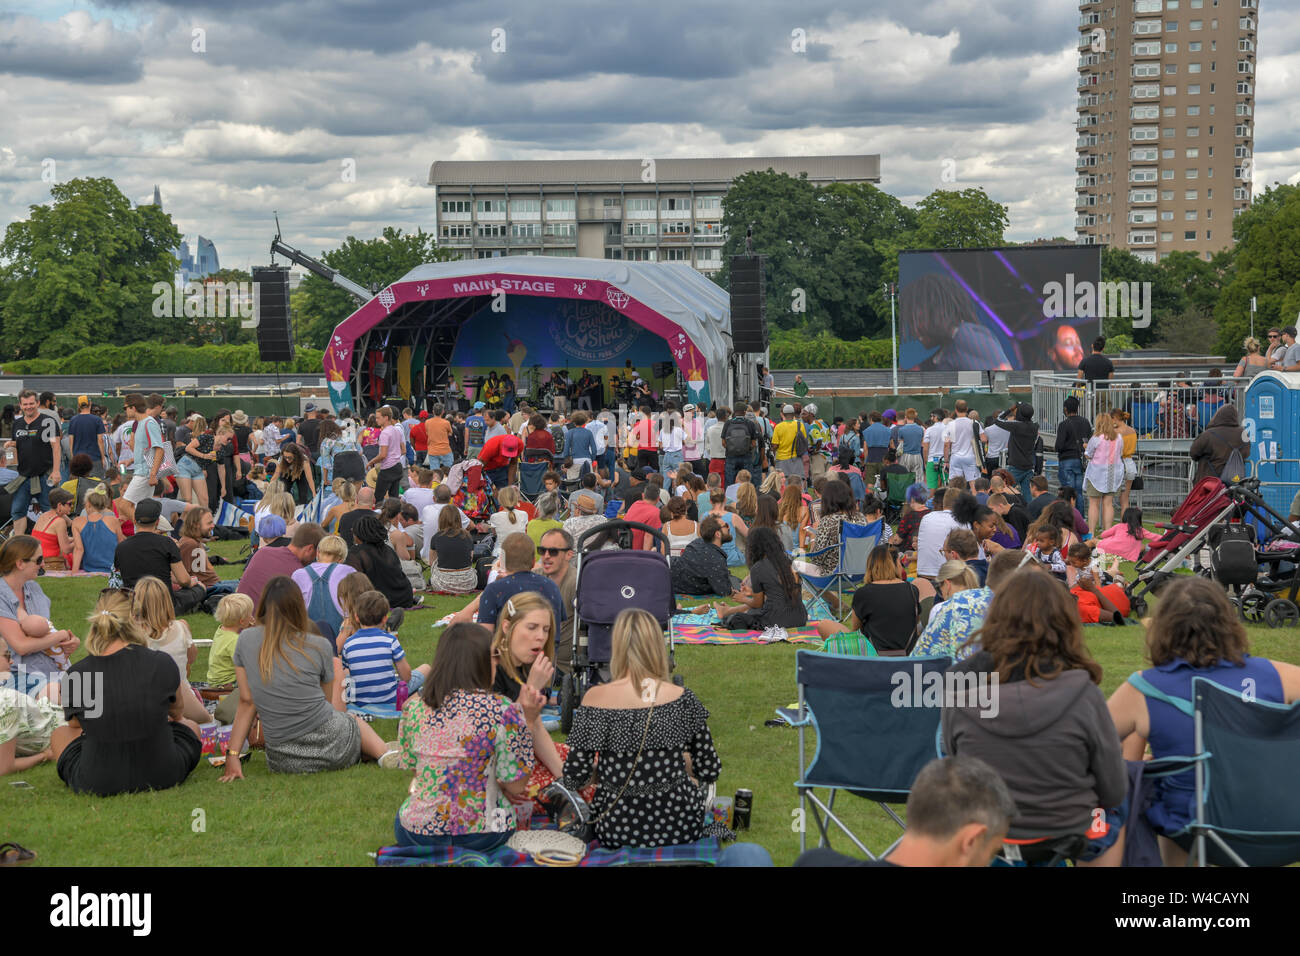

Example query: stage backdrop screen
[897,246,1102,372]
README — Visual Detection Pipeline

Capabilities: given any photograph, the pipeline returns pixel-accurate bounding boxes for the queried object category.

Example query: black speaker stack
[252,266,293,362]
[729,255,768,353]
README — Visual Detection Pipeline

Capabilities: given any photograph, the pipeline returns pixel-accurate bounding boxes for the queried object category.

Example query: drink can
[733,788,753,830]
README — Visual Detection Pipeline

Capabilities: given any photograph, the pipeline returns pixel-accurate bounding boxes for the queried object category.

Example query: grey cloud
[0,12,144,83]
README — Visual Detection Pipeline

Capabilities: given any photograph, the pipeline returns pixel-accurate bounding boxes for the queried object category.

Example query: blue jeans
[660,450,683,474]
[1008,465,1034,501]
[426,453,453,471]
[1058,457,1085,519]
[725,455,750,486]
[393,814,513,850]
[204,580,239,601]
[717,843,774,866]
[10,475,51,525]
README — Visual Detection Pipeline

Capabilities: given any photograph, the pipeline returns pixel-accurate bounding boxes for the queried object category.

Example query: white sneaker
[759,626,789,643]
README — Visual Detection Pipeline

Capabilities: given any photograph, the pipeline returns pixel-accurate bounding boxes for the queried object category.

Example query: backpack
[723,418,752,457]
[305,564,343,633]
[794,421,810,458]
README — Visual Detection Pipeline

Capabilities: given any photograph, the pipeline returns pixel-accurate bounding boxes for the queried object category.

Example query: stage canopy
[322,256,733,412]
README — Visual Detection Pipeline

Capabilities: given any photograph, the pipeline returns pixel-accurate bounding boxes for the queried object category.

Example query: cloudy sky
[1,0,1297,271]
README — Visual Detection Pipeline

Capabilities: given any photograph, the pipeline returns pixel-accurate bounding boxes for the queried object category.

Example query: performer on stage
[483,371,503,408]
[549,370,568,414]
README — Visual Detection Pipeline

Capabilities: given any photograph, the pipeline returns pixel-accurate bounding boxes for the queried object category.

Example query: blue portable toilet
[1243,371,1300,527]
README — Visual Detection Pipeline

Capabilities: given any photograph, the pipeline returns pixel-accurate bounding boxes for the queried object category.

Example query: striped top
[341,626,406,708]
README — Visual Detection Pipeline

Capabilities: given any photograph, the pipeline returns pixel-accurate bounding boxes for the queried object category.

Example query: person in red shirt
[410,411,429,465]
[479,433,521,488]
[523,413,556,457]
[624,483,664,551]
[631,406,658,472]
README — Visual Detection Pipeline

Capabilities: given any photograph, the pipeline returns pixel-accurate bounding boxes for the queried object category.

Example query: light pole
[883,282,898,393]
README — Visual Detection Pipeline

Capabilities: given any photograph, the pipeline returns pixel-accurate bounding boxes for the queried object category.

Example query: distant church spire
[153,185,162,208]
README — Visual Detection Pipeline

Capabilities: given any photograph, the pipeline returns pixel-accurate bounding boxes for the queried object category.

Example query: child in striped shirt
[340,591,413,709]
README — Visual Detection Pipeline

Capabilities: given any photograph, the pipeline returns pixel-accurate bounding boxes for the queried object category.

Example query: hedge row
[2,343,326,375]
[769,332,892,369]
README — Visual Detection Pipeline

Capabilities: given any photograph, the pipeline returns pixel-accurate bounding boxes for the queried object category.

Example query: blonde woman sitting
[132,576,212,724]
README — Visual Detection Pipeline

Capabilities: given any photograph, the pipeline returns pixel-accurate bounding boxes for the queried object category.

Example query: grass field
[4,540,1298,867]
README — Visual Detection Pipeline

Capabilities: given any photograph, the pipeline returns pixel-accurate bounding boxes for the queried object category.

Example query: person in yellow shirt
[771,405,807,480]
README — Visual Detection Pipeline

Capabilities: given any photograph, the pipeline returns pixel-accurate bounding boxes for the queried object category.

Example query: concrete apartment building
[428,155,881,274]
[1075,0,1258,262]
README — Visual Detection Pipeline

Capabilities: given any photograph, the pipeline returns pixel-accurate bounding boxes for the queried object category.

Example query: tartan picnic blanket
[375,836,720,867]
[38,570,109,578]
[673,624,822,645]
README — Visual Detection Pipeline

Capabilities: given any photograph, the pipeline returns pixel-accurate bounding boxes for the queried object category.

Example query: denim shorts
[176,455,205,480]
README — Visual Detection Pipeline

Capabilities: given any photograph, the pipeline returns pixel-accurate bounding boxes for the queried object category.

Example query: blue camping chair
[1135,676,1300,867]
[786,651,948,858]
[1130,401,1160,436]
[517,459,550,502]
[797,518,883,619]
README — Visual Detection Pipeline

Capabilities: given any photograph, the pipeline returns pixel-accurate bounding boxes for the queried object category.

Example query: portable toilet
[1243,370,1300,525]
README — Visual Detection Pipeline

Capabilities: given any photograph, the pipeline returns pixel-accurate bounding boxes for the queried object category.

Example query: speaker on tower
[252,266,293,362]
[729,254,768,353]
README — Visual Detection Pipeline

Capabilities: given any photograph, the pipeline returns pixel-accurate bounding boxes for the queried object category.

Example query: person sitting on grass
[70,487,123,575]
[1106,576,1300,865]
[291,533,355,640]
[942,528,987,586]
[1065,543,1130,625]
[50,589,202,797]
[132,576,211,725]
[490,591,566,800]
[0,643,64,778]
[346,514,417,612]
[814,544,919,655]
[391,622,543,849]
[340,590,416,711]
[913,549,1022,661]
[942,569,1127,866]
[712,528,808,633]
[450,533,564,629]
[30,488,76,572]
[220,576,396,781]
[1025,522,1069,581]
[1092,506,1160,571]
[671,515,743,601]
[794,756,1017,867]
[561,607,722,849]
[208,592,256,724]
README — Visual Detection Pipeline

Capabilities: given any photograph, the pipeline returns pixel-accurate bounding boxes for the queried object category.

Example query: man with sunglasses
[1271,326,1300,373]
[1264,328,1283,365]
[536,529,578,673]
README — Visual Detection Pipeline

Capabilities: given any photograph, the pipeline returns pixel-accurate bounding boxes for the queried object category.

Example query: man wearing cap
[297,403,322,459]
[479,430,522,489]
[465,402,488,459]
[113,498,206,613]
[68,397,108,479]
[996,403,1040,501]
[771,405,807,481]
[1272,326,1300,372]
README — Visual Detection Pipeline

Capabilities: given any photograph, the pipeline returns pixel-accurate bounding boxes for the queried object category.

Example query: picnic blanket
[37,570,109,578]
[375,836,720,867]
[672,594,834,628]
[673,624,822,645]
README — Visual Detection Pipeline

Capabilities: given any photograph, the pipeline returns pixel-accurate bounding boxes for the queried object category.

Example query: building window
[1163,127,1176,137]
[1162,170,1176,179]
[1165,63,1178,73]
[1133,19,1163,33]
[659,197,690,212]
[1184,230,1197,240]
[1133,40,1161,55]
[476,223,507,238]
[1189,41,1202,51]
[1134,0,1162,11]
[1187,105,1201,116]
[1130,169,1159,182]
[1163,85,1177,95]
[440,224,472,238]
[1189,18,1202,28]
[1132,105,1160,119]
[543,222,576,238]
[1187,84,1201,94]
[1161,211,1174,220]
[1162,148,1175,158]
[603,197,622,207]
[1186,148,1200,158]
[605,248,623,259]
[1131,126,1160,140]
[1185,189,1198,199]
[509,199,540,214]
[695,221,725,237]
[1185,210,1198,220]
[695,196,722,211]
[1166,20,1178,30]
[544,198,575,214]
[626,222,656,236]
[1165,42,1178,52]
[625,197,655,212]
[1161,232,1174,241]
[1161,189,1175,200]
[510,222,541,238]
[1133,62,1160,77]
[1188,62,1202,73]
[475,199,506,213]
[440,200,471,214]
[661,221,690,235]
[1186,168,1198,179]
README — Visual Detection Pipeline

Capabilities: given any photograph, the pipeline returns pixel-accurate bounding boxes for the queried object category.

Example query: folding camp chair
[885,471,912,523]
[798,518,883,619]
[1137,675,1300,867]
[787,651,947,857]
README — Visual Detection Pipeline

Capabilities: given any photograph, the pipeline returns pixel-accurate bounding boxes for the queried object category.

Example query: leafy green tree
[1099,247,1185,346]
[183,267,254,346]
[0,177,180,360]
[873,187,1009,288]
[1214,184,1300,358]
[295,227,459,348]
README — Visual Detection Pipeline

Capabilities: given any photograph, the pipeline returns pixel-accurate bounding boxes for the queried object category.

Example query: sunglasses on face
[538,547,571,557]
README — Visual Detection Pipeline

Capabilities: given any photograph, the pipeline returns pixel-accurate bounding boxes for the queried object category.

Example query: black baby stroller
[560,520,679,732]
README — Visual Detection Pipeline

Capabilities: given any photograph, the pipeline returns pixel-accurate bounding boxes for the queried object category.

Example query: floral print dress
[396,690,533,836]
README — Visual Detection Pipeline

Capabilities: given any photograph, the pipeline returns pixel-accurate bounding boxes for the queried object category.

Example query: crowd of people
[1,375,1294,869]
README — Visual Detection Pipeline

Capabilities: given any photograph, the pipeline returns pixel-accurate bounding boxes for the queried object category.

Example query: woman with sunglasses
[0,536,80,696]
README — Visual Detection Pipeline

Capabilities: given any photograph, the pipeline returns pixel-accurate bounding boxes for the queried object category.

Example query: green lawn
[4,541,1298,867]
